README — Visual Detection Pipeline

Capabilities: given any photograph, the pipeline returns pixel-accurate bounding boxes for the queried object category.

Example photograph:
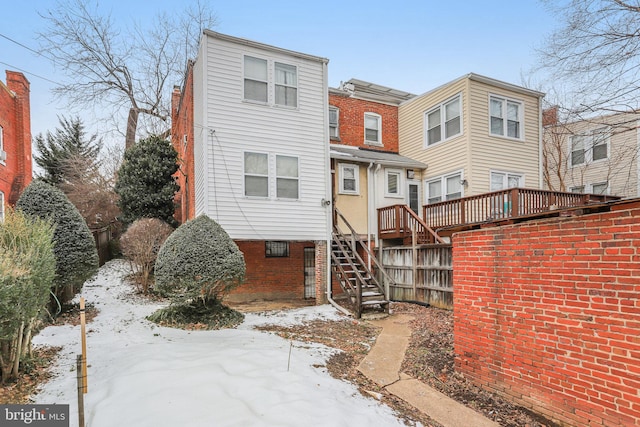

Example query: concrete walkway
[357,314,499,427]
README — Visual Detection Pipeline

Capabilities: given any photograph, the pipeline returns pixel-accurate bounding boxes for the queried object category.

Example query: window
[265,241,289,257]
[425,95,461,146]
[244,152,269,197]
[276,155,299,199]
[275,62,297,107]
[591,182,608,195]
[329,107,339,139]
[490,95,523,139]
[490,171,523,191]
[426,172,462,204]
[385,169,402,197]
[0,126,5,163]
[571,127,609,167]
[0,192,4,222]
[570,186,585,194]
[244,56,268,103]
[364,113,381,145]
[339,163,359,194]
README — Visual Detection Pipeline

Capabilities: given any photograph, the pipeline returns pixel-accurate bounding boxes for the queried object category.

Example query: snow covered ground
[32,260,410,427]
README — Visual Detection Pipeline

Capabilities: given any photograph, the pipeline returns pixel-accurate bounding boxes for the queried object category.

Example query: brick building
[0,71,32,218]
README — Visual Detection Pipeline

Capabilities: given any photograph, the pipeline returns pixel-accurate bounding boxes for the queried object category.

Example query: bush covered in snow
[155,215,245,303]
[16,180,98,303]
[120,218,173,293]
[0,208,55,382]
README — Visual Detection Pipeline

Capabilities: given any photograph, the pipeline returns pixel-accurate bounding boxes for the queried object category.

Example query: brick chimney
[6,71,32,182]
[542,106,559,127]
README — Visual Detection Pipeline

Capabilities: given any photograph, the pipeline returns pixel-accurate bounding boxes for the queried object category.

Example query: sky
[33,260,411,427]
[2,0,559,150]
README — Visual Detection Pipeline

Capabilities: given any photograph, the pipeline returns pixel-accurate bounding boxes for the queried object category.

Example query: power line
[0,33,43,58]
[0,61,62,86]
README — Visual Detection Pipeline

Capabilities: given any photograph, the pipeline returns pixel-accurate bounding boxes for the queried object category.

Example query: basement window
[265,241,289,257]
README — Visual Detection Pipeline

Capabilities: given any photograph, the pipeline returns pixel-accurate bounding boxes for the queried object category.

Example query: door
[407,183,420,215]
[304,247,315,299]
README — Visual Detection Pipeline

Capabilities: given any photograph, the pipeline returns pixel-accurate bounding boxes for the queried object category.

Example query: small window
[364,113,381,145]
[427,179,442,204]
[490,171,523,191]
[570,134,586,166]
[329,107,339,139]
[385,169,402,197]
[490,95,523,139]
[570,127,609,167]
[591,127,609,161]
[276,155,299,199]
[339,163,359,194]
[244,152,269,197]
[244,56,268,103]
[0,192,4,222]
[570,186,585,194]
[425,95,462,146]
[0,126,3,151]
[265,241,289,257]
[426,172,463,204]
[591,182,608,195]
[275,62,297,107]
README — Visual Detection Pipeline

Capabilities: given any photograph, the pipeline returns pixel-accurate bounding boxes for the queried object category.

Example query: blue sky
[2,0,558,146]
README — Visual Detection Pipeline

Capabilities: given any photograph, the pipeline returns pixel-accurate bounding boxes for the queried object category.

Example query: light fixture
[461,179,468,186]
[406,169,415,179]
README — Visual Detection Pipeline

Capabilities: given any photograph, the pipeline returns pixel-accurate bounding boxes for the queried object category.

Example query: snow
[32,260,410,427]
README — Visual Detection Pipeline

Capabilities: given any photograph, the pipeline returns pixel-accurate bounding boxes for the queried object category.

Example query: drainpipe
[367,162,374,270]
[373,164,382,248]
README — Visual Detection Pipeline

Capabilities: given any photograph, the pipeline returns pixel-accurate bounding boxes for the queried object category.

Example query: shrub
[120,218,173,293]
[155,215,245,304]
[0,208,55,383]
[114,136,179,227]
[16,180,99,304]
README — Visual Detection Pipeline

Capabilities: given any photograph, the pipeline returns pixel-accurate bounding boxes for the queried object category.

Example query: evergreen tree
[114,136,179,226]
[34,115,102,185]
[16,180,99,304]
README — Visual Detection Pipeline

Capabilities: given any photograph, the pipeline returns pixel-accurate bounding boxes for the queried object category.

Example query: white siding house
[192,31,331,302]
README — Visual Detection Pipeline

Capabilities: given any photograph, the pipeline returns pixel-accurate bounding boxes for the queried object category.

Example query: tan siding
[335,162,369,235]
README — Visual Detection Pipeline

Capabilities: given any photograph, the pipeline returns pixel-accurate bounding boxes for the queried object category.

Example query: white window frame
[424,94,462,147]
[243,151,270,198]
[569,127,610,168]
[425,170,463,204]
[590,181,609,195]
[243,55,269,104]
[489,95,524,140]
[490,170,524,191]
[0,191,4,222]
[274,62,298,108]
[364,112,382,146]
[275,154,299,200]
[329,106,339,139]
[0,126,4,163]
[385,168,403,198]
[569,185,585,194]
[338,163,359,195]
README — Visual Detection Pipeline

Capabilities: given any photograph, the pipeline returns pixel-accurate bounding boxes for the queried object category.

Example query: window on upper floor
[570,185,585,194]
[490,95,523,139]
[0,192,4,222]
[329,107,339,139]
[364,113,381,145]
[339,163,359,195]
[274,62,297,107]
[591,181,608,195]
[244,151,269,197]
[425,95,462,146]
[426,172,463,204]
[385,169,402,197]
[244,56,268,103]
[490,171,523,191]
[570,127,609,167]
[276,155,299,199]
[0,126,5,163]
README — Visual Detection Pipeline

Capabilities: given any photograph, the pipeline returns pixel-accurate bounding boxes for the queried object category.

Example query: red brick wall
[0,71,32,206]
[453,200,640,426]
[329,92,399,153]
[171,61,195,224]
[228,240,319,302]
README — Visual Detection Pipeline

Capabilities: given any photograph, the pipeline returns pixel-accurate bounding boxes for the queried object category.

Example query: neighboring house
[399,73,544,203]
[0,71,32,220]
[543,110,640,198]
[187,31,331,303]
[329,79,425,242]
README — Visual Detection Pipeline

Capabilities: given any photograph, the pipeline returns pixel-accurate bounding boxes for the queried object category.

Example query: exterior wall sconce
[461,179,468,186]
[406,169,415,179]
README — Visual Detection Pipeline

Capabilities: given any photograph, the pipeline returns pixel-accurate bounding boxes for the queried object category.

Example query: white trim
[0,126,4,165]
[0,191,4,222]
[425,169,464,204]
[274,61,298,108]
[590,181,609,195]
[338,163,360,195]
[329,106,339,139]
[424,93,463,148]
[275,154,300,200]
[242,54,269,105]
[243,150,270,198]
[489,169,524,191]
[385,168,403,198]
[406,180,421,214]
[489,93,524,141]
[569,126,610,168]
[364,112,382,146]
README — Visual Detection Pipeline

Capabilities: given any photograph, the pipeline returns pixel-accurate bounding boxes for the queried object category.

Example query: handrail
[334,207,396,292]
[377,204,445,244]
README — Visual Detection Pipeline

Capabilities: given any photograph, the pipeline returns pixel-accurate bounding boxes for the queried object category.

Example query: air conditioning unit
[0,151,6,162]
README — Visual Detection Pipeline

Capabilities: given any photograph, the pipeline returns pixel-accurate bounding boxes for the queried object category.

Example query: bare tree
[537,0,640,115]
[39,0,216,148]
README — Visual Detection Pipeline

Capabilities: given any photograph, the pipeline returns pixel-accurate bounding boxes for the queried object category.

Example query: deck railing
[422,187,620,230]
[377,204,445,244]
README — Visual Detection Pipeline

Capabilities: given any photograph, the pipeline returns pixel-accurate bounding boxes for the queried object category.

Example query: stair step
[361,300,389,306]
[362,291,383,297]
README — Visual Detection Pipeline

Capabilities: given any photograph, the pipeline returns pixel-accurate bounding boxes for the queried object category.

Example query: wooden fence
[91,224,115,266]
[380,243,453,309]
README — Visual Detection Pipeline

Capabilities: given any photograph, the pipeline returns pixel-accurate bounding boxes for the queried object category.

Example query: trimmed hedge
[155,215,245,303]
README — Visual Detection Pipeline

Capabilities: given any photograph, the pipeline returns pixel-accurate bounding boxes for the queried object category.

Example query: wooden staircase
[331,209,392,318]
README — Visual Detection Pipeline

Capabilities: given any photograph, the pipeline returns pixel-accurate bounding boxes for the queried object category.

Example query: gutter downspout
[373,164,382,248]
[539,97,544,189]
[367,162,374,271]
